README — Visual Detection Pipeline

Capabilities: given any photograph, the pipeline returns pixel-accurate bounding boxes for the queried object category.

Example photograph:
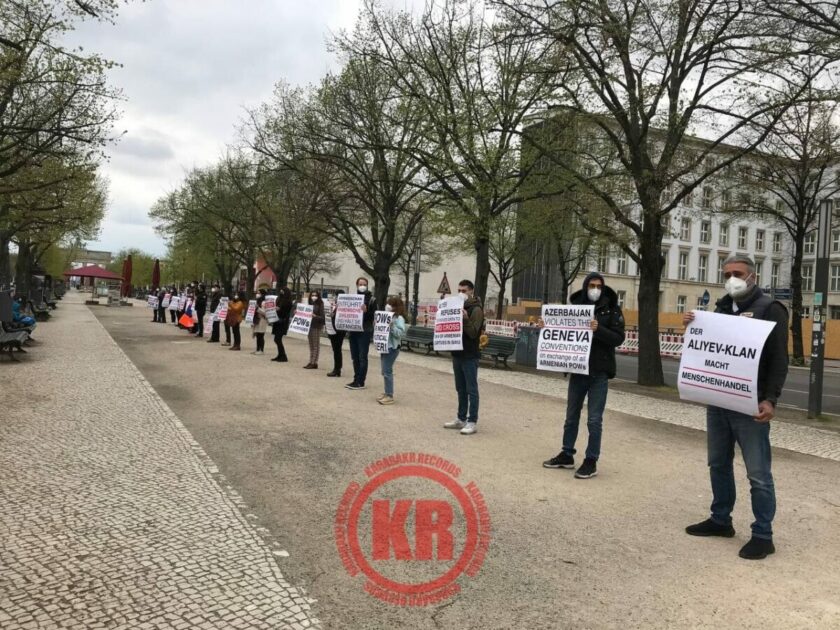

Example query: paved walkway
[0,292,320,630]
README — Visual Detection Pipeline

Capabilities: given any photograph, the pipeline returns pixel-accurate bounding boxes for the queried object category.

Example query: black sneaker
[543,452,575,469]
[685,518,736,538]
[574,458,598,479]
[345,382,366,390]
[739,536,775,560]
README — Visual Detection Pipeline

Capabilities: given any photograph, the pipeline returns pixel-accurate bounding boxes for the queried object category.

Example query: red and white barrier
[618,329,683,358]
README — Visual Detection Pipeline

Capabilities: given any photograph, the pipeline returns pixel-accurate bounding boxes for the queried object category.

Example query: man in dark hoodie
[193,283,207,337]
[206,284,222,343]
[682,253,788,560]
[443,279,485,435]
[346,277,378,390]
[543,272,625,479]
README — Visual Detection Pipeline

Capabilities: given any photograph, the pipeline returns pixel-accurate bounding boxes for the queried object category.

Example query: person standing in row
[346,277,377,390]
[251,290,267,355]
[226,291,246,351]
[193,283,207,338]
[683,254,788,560]
[305,291,325,369]
[271,286,294,362]
[327,289,346,377]
[207,284,222,343]
[378,296,407,406]
[156,287,167,324]
[168,286,178,323]
[444,280,484,435]
[542,272,625,479]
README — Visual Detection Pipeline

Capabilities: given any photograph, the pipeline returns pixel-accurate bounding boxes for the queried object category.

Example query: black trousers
[157,306,166,322]
[195,310,205,336]
[169,309,177,323]
[255,332,265,352]
[232,324,241,348]
[224,323,231,343]
[210,320,220,341]
[329,331,346,373]
[273,334,287,360]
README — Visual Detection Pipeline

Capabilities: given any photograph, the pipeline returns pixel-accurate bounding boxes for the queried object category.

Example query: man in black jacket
[543,272,625,479]
[683,253,788,560]
[193,283,208,337]
[346,277,377,390]
[206,284,222,343]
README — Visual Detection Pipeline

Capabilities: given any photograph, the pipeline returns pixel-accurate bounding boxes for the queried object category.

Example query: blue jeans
[452,356,479,423]
[381,347,400,396]
[562,373,609,461]
[706,405,775,539]
[348,330,372,385]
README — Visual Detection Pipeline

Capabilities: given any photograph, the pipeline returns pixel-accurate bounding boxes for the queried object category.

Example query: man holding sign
[542,272,625,479]
[683,254,788,560]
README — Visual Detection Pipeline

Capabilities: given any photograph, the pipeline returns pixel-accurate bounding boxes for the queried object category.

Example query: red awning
[63,265,123,280]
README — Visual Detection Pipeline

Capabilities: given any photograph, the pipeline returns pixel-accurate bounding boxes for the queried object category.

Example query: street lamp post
[808,198,832,418]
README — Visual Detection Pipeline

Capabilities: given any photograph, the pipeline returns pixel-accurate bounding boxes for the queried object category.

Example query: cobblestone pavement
[0,293,320,630]
[394,350,840,462]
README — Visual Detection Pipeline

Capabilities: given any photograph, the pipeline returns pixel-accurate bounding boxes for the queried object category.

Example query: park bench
[0,292,30,361]
[402,325,437,355]
[480,334,517,369]
[28,299,51,321]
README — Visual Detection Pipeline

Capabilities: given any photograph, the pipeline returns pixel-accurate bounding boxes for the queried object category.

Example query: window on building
[680,218,691,241]
[804,232,816,255]
[661,215,671,236]
[698,254,708,282]
[677,295,687,313]
[722,190,732,211]
[738,226,748,249]
[702,187,713,209]
[597,245,609,271]
[831,264,840,292]
[755,260,763,287]
[661,249,669,278]
[616,254,627,275]
[831,306,840,320]
[616,290,626,307]
[684,189,693,207]
[719,223,729,247]
[700,221,711,244]
[833,231,840,254]
[718,255,727,284]
[772,232,781,253]
[802,305,811,318]
[803,264,814,291]
[756,229,765,251]
[771,262,780,288]
[678,251,688,280]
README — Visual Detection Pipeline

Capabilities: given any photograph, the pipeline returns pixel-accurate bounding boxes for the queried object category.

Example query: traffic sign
[437,272,451,295]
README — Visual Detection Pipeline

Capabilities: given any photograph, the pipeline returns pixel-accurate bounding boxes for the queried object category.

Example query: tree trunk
[0,231,11,288]
[372,254,391,309]
[496,284,505,318]
[636,216,665,387]
[473,234,491,305]
[15,241,34,298]
[790,231,805,365]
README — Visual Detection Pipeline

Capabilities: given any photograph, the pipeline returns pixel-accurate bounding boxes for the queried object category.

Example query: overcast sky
[67,0,396,257]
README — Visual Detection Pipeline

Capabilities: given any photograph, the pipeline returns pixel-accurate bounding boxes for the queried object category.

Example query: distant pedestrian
[156,287,167,324]
[378,296,407,406]
[304,290,325,369]
[193,283,207,337]
[683,254,788,560]
[542,272,625,479]
[443,280,484,435]
[225,292,246,351]
[346,277,377,390]
[251,290,267,355]
[168,286,178,323]
[326,290,346,377]
[271,287,294,362]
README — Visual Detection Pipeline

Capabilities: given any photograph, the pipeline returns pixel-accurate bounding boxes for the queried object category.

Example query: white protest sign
[485,319,517,338]
[263,296,278,324]
[289,303,314,336]
[537,304,595,374]
[374,311,393,353]
[216,297,229,321]
[161,292,171,308]
[324,300,336,335]
[678,310,775,415]
[168,296,181,311]
[336,294,365,332]
[245,300,257,324]
[147,295,158,309]
[433,295,465,352]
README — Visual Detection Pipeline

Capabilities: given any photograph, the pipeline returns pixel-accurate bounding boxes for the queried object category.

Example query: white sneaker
[459,422,477,435]
[444,420,467,429]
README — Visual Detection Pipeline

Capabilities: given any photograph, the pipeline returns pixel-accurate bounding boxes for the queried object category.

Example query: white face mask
[385,304,393,312]
[357,285,367,293]
[587,288,602,302]
[725,275,752,299]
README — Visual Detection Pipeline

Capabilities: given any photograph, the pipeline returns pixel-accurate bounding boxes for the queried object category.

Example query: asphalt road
[614,354,840,415]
